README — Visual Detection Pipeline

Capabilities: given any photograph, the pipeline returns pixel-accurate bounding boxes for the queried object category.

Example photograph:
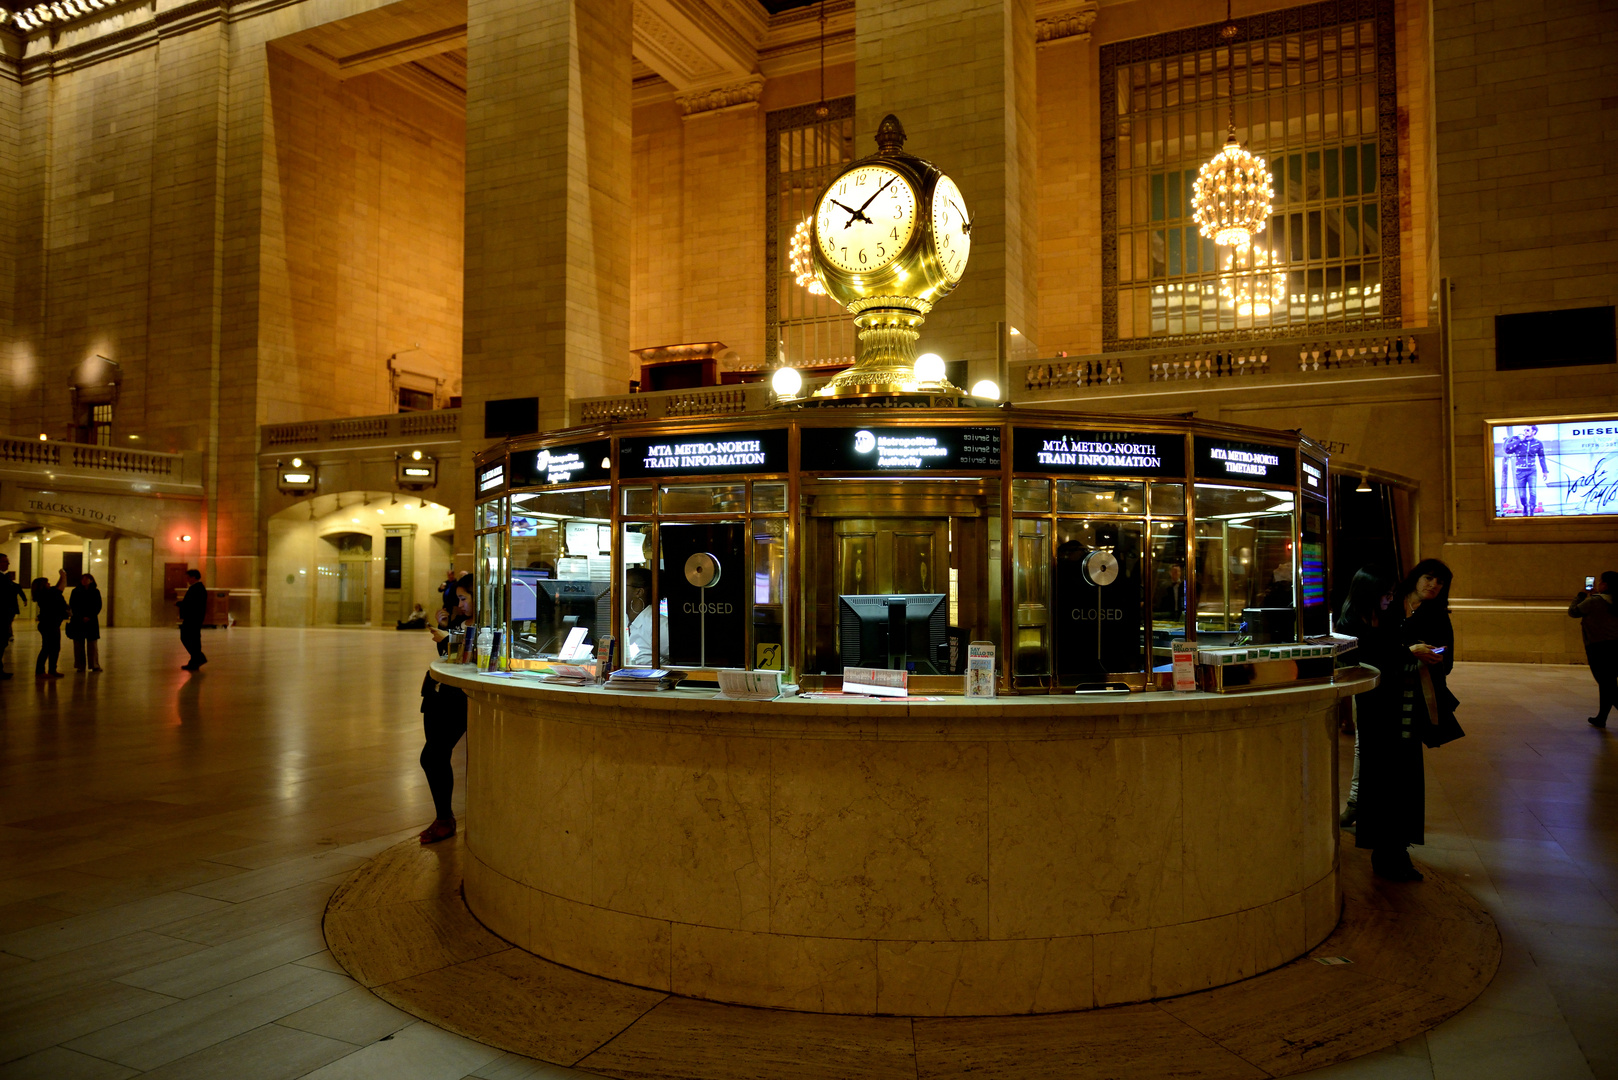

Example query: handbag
[1418,665,1465,747]
[65,616,80,640]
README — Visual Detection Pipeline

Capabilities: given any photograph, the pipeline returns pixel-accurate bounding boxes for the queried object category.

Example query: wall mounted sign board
[1194,437,1297,483]
[1013,427,1186,477]
[510,439,612,487]
[618,429,788,478]
[800,426,1001,471]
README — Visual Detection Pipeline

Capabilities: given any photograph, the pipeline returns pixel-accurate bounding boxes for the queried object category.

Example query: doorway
[802,479,999,675]
[329,533,372,624]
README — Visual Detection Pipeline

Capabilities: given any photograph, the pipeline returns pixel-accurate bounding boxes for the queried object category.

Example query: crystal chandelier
[1190,9,1273,250]
[790,218,826,296]
[1218,245,1285,317]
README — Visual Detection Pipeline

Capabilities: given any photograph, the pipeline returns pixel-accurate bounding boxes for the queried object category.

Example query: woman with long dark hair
[1339,564,1430,881]
[70,573,104,672]
[418,573,474,844]
[31,571,68,679]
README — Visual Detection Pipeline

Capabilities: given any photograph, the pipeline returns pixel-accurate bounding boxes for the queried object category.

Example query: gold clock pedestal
[812,297,962,399]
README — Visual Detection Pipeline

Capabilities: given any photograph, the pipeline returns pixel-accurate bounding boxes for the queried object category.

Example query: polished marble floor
[0,627,1612,1080]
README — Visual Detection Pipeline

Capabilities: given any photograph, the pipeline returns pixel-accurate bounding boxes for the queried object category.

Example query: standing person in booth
[1570,570,1618,729]
[69,573,104,673]
[31,570,68,679]
[419,573,474,844]
[177,569,209,671]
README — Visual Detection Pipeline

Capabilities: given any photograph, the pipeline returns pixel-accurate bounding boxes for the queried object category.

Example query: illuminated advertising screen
[1490,418,1618,518]
[801,426,1001,471]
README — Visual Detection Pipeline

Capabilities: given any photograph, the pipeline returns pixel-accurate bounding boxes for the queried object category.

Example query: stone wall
[1434,0,1618,661]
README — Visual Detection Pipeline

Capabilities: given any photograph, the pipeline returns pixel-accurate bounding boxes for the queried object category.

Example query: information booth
[471,410,1334,691]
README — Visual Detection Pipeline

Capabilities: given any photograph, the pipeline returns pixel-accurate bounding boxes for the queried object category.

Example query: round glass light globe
[913,353,945,383]
[771,366,803,398]
[970,379,1001,401]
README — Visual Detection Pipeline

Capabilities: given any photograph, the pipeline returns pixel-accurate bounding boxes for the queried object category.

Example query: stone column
[461,0,632,546]
[855,0,1039,387]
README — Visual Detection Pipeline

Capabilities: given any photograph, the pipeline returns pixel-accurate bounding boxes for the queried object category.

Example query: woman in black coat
[69,573,104,672]
[31,572,68,678]
[418,574,474,844]
[1339,565,1428,882]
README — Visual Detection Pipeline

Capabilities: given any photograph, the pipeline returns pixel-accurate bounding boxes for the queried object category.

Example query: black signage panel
[510,439,612,487]
[618,428,788,478]
[1301,453,1328,498]
[800,426,1001,471]
[1013,427,1186,477]
[1194,437,1297,483]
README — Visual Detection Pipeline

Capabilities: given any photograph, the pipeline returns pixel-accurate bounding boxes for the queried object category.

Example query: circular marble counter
[432,664,1372,1017]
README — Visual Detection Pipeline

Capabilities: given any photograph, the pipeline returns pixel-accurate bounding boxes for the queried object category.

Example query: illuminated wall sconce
[396,451,438,489]
[179,534,193,542]
[277,459,318,494]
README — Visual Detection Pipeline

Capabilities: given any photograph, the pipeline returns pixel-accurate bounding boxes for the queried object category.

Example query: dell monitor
[1241,606,1298,645]
[838,593,948,675]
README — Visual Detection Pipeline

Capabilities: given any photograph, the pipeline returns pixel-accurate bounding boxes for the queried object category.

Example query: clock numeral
[858,248,867,264]
[876,245,885,258]
[891,228,900,240]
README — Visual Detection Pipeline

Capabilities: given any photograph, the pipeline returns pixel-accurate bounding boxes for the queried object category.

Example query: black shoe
[1339,801,1357,827]
[1591,716,1608,729]
[1372,849,1424,883]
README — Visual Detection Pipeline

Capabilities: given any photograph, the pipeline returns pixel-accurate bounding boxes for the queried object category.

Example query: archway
[0,517,154,628]
[266,491,456,627]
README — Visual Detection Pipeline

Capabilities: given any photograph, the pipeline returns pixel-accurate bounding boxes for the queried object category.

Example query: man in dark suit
[177,568,208,670]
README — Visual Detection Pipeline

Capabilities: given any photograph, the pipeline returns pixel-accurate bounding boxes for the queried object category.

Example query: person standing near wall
[0,556,23,680]
[177,569,209,671]
[1570,571,1618,729]
[69,573,104,673]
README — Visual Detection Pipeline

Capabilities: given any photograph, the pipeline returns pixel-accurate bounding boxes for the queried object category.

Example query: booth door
[833,518,950,597]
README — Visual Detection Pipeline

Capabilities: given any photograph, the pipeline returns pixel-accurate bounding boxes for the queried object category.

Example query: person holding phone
[1569,571,1618,729]
[418,573,474,843]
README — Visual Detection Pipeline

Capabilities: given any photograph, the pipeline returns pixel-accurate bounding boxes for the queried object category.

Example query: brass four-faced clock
[809,115,972,398]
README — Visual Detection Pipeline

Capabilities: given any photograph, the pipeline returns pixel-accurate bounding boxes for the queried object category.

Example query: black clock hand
[856,175,899,215]
[828,198,871,227]
[952,200,973,235]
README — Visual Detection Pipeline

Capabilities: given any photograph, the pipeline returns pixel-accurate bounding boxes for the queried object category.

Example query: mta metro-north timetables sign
[1491,418,1618,518]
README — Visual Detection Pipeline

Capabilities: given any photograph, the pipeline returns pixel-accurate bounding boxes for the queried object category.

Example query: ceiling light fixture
[1191,2,1273,251]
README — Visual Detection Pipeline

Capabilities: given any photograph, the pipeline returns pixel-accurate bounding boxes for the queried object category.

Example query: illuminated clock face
[931,174,971,282]
[815,165,917,274]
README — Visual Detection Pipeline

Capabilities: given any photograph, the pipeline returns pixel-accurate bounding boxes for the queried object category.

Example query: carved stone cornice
[676,73,763,117]
[633,0,764,92]
[1036,0,1098,45]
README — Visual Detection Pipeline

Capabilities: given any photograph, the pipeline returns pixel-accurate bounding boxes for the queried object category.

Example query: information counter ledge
[433,663,1375,1017]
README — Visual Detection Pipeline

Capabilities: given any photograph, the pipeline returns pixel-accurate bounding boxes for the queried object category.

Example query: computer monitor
[531,578,611,655]
[1241,606,1298,645]
[838,593,948,675]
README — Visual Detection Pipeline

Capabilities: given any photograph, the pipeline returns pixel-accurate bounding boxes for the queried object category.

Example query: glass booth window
[474,530,505,637]
[507,488,611,664]
[1057,480,1145,515]
[620,524,665,665]
[1192,484,1297,643]
[1055,519,1145,681]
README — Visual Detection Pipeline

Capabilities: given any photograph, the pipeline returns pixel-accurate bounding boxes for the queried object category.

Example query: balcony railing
[572,385,777,426]
[0,435,182,478]
[1014,327,1440,398]
[262,409,461,450]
